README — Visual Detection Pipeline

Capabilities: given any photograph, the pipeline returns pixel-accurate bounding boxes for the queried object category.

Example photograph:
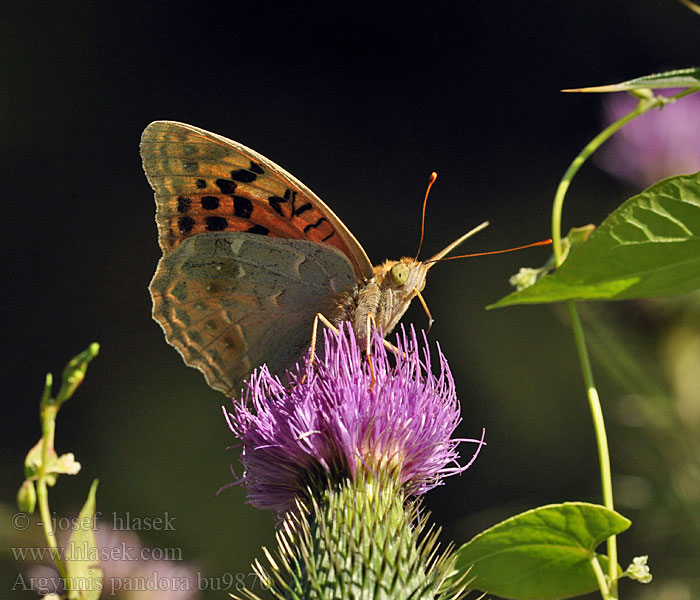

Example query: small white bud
[509,267,544,291]
[625,555,652,584]
[56,453,81,475]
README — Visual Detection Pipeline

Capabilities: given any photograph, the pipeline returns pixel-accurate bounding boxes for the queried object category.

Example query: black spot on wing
[294,202,312,216]
[195,179,207,189]
[249,161,264,174]
[230,169,257,183]
[201,196,220,210]
[268,195,287,216]
[303,217,328,234]
[247,224,269,235]
[215,179,237,194]
[287,189,299,214]
[321,231,335,242]
[205,216,228,231]
[233,196,253,219]
[178,216,195,234]
[177,196,191,213]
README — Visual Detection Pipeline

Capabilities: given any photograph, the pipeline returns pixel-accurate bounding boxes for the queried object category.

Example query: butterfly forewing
[141,121,373,280]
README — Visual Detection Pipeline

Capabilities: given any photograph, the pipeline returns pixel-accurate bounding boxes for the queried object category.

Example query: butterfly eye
[390,263,410,286]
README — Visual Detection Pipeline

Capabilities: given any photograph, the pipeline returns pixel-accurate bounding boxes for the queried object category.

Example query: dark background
[2,3,699,598]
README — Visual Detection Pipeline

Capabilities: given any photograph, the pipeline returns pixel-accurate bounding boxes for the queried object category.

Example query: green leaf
[563,67,700,93]
[65,479,103,600]
[490,172,700,308]
[445,502,630,600]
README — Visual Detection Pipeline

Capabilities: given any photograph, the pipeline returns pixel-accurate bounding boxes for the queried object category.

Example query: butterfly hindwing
[150,232,357,395]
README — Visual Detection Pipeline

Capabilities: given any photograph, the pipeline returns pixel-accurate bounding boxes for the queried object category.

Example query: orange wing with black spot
[140,121,374,280]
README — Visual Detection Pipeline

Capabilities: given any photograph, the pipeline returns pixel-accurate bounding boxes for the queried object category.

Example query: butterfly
[141,121,483,396]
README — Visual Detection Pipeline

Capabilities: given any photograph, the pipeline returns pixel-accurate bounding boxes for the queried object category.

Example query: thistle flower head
[597,90,700,187]
[224,324,484,515]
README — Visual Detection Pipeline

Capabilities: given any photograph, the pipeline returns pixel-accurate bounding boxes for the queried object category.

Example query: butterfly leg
[308,312,402,390]
[365,312,377,390]
[309,312,340,369]
[415,291,435,333]
[382,338,400,355]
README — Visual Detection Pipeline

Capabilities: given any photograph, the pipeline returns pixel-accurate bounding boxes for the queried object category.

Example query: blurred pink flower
[596,91,700,188]
[25,524,201,599]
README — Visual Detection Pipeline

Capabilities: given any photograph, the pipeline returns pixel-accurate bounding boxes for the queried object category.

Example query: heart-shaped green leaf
[490,172,700,308]
[445,502,630,600]
[563,67,700,93]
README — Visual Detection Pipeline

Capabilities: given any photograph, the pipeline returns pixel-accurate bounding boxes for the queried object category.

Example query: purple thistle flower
[596,90,700,188]
[223,324,485,515]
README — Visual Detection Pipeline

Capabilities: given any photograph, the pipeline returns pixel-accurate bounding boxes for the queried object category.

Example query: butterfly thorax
[333,257,429,343]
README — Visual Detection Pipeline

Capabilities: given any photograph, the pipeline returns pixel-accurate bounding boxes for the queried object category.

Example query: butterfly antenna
[425,237,552,266]
[415,172,438,260]
[424,221,490,266]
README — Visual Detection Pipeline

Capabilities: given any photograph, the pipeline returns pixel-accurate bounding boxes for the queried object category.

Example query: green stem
[549,87,699,598]
[37,404,68,580]
[551,107,641,265]
[36,479,67,580]
[569,302,616,598]
[590,555,612,600]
